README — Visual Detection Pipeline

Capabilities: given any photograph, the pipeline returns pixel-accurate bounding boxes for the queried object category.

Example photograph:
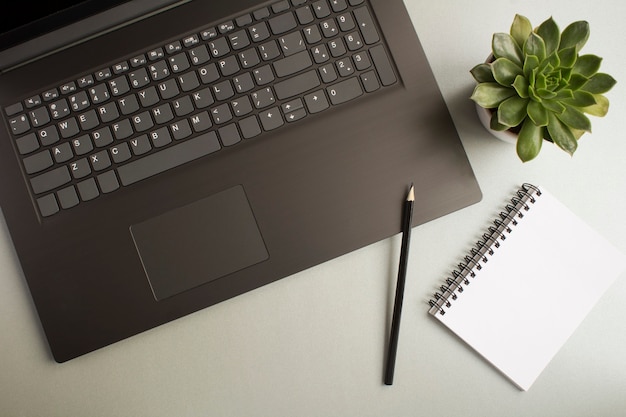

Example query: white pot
[475,103,518,145]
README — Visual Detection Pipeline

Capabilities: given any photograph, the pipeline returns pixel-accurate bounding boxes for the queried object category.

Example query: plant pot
[475,103,518,145]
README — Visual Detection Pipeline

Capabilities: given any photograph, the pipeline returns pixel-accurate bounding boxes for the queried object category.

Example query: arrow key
[304,90,329,114]
[259,107,284,131]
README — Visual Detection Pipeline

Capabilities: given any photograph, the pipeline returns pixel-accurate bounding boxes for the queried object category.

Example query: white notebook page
[432,186,626,390]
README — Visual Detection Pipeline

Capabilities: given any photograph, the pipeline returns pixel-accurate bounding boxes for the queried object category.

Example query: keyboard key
[170,119,192,140]
[58,117,80,138]
[8,114,30,135]
[271,1,290,13]
[92,127,114,147]
[304,90,330,113]
[77,178,99,201]
[259,40,281,61]
[239,115,262,139]
[228,30,250,50]
[117,131,221,186]
[210,103,232,124]
[274,50,313,77]
[52,143,73,163]
[238,48,260,68]
[39,125,60,146]
[251,87,276,109]
[110,143,132,163]
[278,31,306,57]
[28,107,50,127]
[16,133,39,154]
[369,44,397,86]
[112,119,133,140]
[295,5,314,24]
[24,95,41,108]
[70,158,91,179]
[218,123,241,146]
[208,37,230,58]
[249,22,271,42]
[30,166,71,194]
[89,84,111,104]
[327,77,363,105]
[330,0,348,12]
[312,0,331,18]
[183,34,200,48]
[353,6,379,44]
[78,109,99,130]
[259,107,284,131]
[90,150,112,171]
[274,69,320,100]
[188,45,210,65]
[253,65,275,85]
[57,186,80,209]
[130,135,152,155]
[252,7,270,20]
[23,150,53,174]
[37,194,59,217]
[97,171,120,194]
[150,126,172,147]
[360,70,380,92]
[268,11,297,35]
[5,102,23,116]
[337,12,355,31]
[192,87,215,108]
[190,111,213,132]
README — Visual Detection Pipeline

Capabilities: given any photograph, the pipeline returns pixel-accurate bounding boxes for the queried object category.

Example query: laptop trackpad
[130,185,269,301]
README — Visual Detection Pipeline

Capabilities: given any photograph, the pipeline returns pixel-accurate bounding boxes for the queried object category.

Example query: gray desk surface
[2,1,625,416]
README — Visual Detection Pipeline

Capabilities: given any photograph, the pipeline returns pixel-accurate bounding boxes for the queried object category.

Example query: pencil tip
[407,185,415,202]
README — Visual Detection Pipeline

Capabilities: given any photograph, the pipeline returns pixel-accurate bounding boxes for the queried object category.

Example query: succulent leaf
[559,21,590,51]
[558,46,577,68]
[510,14,533,49]
[470,63,496,83]
[498,96,529,127]
[527,100,549,126]
[537,88,557,99]
[517,119,543,162]
[492,33,523,66]
[536,17,561,55]
[513,75,529,98]
[558,105,592,132]
[524,33,547,62]
[491,58,523,86]
[489,112,510,131]
[547,112,578,155]
[582,73,617,94]
[471,83,516,108]
[541,99,566,114]
[572,54,602,77]
[583,94,609,117]
[568,73,590,90]
[523,55,540,78]
[564,90,596,107]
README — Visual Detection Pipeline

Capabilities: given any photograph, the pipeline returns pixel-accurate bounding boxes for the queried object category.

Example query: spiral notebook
[428,184,626,391]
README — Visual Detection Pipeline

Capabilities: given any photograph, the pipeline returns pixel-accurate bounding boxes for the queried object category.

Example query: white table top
[2,1,626,415]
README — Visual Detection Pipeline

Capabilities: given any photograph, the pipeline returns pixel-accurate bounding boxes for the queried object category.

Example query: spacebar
[117,132,221,186]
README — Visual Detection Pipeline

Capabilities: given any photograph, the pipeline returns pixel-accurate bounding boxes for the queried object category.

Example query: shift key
[30,166,71,194]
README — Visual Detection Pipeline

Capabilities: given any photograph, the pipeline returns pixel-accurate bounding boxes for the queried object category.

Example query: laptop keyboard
[4,0,397,218]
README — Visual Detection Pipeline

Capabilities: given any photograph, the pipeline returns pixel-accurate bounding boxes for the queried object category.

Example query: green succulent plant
[470,14,616,162]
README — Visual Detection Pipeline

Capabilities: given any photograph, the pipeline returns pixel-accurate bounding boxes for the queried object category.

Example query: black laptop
[0,0,481,362]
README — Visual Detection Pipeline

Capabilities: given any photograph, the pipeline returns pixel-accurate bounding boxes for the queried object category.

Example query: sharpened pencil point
[407,185,415,202]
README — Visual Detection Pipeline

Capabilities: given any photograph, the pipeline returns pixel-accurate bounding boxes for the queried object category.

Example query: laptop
[0,0,481,362]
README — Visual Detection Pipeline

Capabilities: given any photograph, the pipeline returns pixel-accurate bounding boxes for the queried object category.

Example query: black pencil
[384,184,415,386]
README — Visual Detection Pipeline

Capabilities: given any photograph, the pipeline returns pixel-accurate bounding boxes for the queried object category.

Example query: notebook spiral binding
[428,183,542,316]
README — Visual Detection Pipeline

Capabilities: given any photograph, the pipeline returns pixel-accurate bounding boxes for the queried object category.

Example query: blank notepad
[428,184,626,391]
